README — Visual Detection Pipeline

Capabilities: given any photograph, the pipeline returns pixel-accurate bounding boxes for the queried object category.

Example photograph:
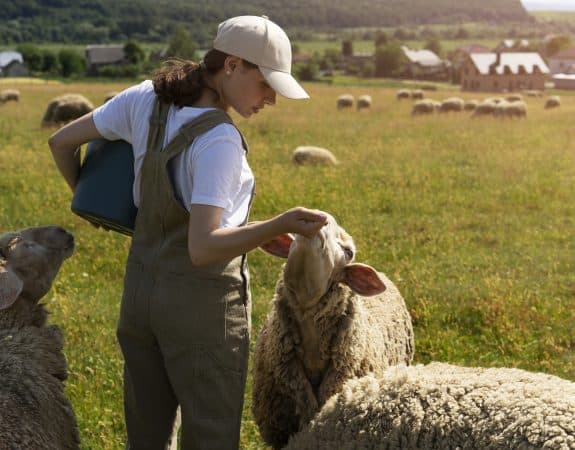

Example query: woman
[49,15,327,450]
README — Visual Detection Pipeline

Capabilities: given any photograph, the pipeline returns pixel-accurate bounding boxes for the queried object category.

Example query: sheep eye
[342,246,354,260]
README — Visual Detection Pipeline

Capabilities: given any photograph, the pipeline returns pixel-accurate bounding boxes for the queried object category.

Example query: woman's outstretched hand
[278,207,328,238]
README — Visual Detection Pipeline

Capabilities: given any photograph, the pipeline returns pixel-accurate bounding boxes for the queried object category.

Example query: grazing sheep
[41,94,94,128]
[336,94,354,110]
[463,99,478,111]
[411,89,424,100]
[505,93,523,102]
[252,213,414,448]
[292,146,338,166]
[285,362,575,450]
[396,89,411,100]
[471,99,497,117]
[411,99,435,116]
[502,100,527,118]
[356,94,372,111]
[545,95,561,109]
[524,89,542,97]
[0,225,79,449]
[439,97,464,113]
[0,89,20,103]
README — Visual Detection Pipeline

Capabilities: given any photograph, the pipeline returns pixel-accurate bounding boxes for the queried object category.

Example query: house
[0,51,28,77]
[552,73,575,89]
[85,45,126,74]
[449,44,491,84]
[401,46,448,80]
[461,52,549,92]
[547,47,575,75]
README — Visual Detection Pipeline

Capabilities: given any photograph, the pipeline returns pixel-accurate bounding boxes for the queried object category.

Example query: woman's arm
[48,113,104,192]
[188,204,327,266]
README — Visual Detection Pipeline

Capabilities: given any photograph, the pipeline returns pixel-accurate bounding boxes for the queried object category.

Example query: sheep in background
[524,89,543,97]
[411,99,436,116]
[506,93,523,102]
[41,94,94,128]
[285,362,575,450]
[463,99,478,111]
[0,225,79,449]
[471,99,497,117]
[336,94,354,110]
[545,95,561,109]
[439,97,464,113]
[292,146,338,166]
[503,100,527,118]
[252,213,414,448]
[411,89,424,100]
[356,95,372,111]
[0,89,20,103]
[396,89,411,100]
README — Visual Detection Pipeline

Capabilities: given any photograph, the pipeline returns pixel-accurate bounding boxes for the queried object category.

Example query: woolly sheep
[505,93,523,102]
[439,97,464,113]
[524,89,543,97]
[463,99,478,111]
[471,99,497,117]
[356,95,372,111]
[285,362,575,449]
[0,89,20,103]
[545,96,561,109]
[252,213,414,448]
[411,99,435,116]
[41,94,94,128]
[502,100,527,118]
[0,225,79,449]
[292,146,338,166]
[396,89,411,100]
[336,94,354,110]
[411,89,424,100]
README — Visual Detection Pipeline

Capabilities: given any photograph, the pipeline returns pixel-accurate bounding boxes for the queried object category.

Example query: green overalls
[117,98,252,450]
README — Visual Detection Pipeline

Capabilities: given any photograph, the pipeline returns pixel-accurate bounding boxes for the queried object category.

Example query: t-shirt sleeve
[92,80,152,142]
[189,132,244,210]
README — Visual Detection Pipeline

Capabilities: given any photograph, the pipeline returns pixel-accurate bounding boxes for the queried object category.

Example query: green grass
[1,80,574,449]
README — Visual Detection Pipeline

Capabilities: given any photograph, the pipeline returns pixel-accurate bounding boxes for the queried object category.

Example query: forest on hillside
[0,0,530,45]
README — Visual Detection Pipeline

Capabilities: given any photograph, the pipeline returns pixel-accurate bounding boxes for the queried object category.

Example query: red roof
[550,47,575,59]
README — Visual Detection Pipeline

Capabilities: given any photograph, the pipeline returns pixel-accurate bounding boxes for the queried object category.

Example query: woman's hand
[277,207,328,238]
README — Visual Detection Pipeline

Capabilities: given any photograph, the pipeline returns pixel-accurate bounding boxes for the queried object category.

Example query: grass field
[1,80,574,449]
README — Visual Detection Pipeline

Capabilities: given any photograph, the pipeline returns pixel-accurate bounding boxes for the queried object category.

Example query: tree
[544,35,571,57]
[58,49,85,78]
[124,40,145,65]
[375,41,405,77]
[424,38,443,58]
[17,44,44,72]
[375,31,389,47]
[167,27,197,60]
[41,49,60,74]
[342,40,353,57]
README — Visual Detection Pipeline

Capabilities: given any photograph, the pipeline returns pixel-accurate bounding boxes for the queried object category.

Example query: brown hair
[152,49,258,108]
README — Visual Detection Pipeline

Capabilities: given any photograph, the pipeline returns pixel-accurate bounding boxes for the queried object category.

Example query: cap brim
[259,67,309,99]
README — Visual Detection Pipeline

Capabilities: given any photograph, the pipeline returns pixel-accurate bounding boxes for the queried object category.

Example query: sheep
[545,95,561,109]
[471,99,497,117]
[336,94,354,110]
[356,95,372,111]
[505,93,523,102]
[0,89,20,103]
[285,362,575,449]
[41,94,94,128]
[439,97,464,113]
[411,99,435,116]
[463,99,478,112]
[524,89,543,97]
[502,100,527,118]
[292,146,338,166]
[0,225,79,449]
[411,89,424,100]
[396,89,411,100]
[252,213,414,448]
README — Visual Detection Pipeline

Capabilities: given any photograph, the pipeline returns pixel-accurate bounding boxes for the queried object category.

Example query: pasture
[1,80,574,449]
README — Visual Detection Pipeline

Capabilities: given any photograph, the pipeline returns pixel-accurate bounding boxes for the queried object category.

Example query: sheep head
[260,214,385,310]
[0,226,74,310]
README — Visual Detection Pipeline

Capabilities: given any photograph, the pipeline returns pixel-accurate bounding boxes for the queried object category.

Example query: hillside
[0,0,530,45]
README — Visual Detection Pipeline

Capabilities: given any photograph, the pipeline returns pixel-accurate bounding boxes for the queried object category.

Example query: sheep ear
[0,264,23,310]
[341,263,386,296]
[259,234,294,258]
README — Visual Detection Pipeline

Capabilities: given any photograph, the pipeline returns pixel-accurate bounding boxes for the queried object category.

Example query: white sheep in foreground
[471,99,497,117]
[286,362,575,449]
[411,99,436,116]
[252,213,414,448]
[0,89,20,103]
[396,89,411,100]
[292,146,338,166]
[463,99,478,111]
[336,94,354,110]
[0,225,79,449]
[356,94,372,111]
[41,94,94,128]
[439,97,464,113]
[545,96,561,109]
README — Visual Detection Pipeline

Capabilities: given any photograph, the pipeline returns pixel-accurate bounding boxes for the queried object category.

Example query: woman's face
[221,57,276,118]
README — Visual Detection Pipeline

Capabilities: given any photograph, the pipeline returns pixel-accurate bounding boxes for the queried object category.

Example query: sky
[520,0,575,11]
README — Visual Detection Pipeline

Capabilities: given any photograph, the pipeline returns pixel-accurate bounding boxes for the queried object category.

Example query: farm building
[401,46,449,81]
[494,39,531,53]
[547,47,575,75]
[449,44,491,84]
[461,52,549,92]
[552,73,575,89]
[85,45,126,75]
[0,51,29,77]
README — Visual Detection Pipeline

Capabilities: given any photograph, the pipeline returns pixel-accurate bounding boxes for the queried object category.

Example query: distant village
[2,35,575,92]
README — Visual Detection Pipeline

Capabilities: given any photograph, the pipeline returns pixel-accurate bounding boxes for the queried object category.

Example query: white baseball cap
[213,15,309,100]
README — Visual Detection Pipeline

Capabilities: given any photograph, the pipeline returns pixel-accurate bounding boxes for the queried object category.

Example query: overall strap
[146,98,171,153]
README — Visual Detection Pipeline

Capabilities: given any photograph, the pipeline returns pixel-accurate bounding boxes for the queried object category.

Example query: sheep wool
[336,94,354,110]
[41,94,94,128]
[252,214,414,448]
[286,362,575,450]
[292,146,338,166]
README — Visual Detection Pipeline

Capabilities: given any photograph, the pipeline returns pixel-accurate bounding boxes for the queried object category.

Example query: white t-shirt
[92,80,254,228]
